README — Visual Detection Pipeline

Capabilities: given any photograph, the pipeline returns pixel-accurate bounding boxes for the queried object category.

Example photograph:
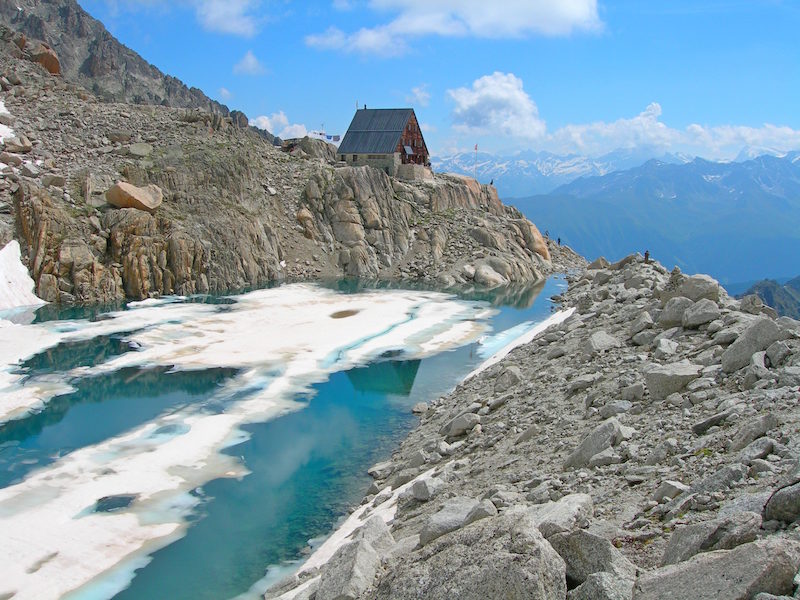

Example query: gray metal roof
[338,108,414,155]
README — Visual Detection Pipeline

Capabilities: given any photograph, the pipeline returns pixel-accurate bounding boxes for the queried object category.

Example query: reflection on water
[113,360,427,600]
[346,360,421,396]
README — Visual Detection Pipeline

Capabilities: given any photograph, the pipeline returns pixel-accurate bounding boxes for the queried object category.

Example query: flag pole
[474,143,477,180]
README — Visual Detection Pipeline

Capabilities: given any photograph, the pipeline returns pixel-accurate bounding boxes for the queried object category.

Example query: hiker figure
[644,250,650,264]
[557,237,561,246]
[490,178,493,186]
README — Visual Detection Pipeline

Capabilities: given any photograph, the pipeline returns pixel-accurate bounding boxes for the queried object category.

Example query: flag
[474,144,478,151]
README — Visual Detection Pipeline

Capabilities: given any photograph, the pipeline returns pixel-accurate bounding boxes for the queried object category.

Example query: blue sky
[79,0,800,158]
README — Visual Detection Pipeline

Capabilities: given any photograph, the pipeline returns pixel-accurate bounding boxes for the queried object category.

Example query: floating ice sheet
[0,284,491,600]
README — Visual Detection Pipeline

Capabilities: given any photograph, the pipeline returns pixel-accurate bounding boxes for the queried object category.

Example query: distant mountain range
[433,146,800,199]
[740,277,800,319]
[432,148,693,197]
[512,152,800,286]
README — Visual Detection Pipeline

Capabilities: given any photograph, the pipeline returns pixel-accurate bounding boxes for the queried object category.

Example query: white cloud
[406,85,430,107]
[102,0,261,36]
[233,50,266,75]
[218,87,232,100]
[280,123,309,139]
[195,0,259,36]
[547,103,800,158]
[332,0,356,10]
[250,111,308,139]
[307,0,601,56]
[548,102,677,154]
[444,72,800,159]
[305,27,350,50]
[447,72,546,140]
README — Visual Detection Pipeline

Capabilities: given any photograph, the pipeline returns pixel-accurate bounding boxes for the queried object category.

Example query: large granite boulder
[374,509,566,600]
[105,182,163,213]
[632,538,800,600]
[564,418,633,470]
[661,512,762,565]
[721,318,787,373]
[644,361,702,400]
[29,42,61,75]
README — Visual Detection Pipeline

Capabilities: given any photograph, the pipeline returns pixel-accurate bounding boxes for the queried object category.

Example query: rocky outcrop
[271,255,800,600]
[300,166,553,285]
[0,46,570,303]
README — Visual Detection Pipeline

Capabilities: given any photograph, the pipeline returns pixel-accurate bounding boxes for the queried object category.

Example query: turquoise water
[0,278,565,600]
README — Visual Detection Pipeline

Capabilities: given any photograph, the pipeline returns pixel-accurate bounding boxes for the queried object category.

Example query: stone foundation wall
[396,164,434,182]
[338,153,401,176]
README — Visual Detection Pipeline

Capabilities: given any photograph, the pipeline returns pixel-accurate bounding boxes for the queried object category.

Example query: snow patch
[0,285,490,599]
[0,240,45,312]
[0,99,14,143]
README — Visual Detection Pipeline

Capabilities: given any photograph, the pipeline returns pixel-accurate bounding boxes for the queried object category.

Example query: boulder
[766,341,791,367]
[659,297,693,328]
[661,511,762,565]
[677,274,721,303]
[632,538,800,600]
[721,318,786,373]
[418,496,478,546]
[128,142,153,157]
[440,413,481,438]
[653,338,678,359]
[528,493,594,538]
[728,414,779,452]
[494,365,522,393]
[105,182,163,213]
[411,477,444,502]
[549,529,637,585]
[367,460,394,480]
[652,480,690,503]
[3,135,32,154]
[564,418,632,470]
[568,373,602,395]
[352,516,395,557]
[473,263,506,286]
[375,508,566,600]
[29,42,61,75]
[568,572,634,600]
[316,539,380,600]
[738,437,775,464]
[463,499,498,526]
[643,361,702,400]
[682,298,721,329]
[588,257,610,270]
[584,331,621,355]
[765,482,800,523]
[692,463,748,494]
[629,312,654,337]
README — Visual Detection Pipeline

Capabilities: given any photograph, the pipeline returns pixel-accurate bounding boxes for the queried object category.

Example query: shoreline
[266,306,579,599]
[267,253,800,600]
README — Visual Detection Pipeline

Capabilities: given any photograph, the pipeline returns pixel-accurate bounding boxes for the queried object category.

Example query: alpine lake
[0,276,567,600]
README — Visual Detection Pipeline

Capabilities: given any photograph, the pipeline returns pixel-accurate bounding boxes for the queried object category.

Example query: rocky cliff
[0,0,235,117]
[0,39,571,305]
[269,255,800,600]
